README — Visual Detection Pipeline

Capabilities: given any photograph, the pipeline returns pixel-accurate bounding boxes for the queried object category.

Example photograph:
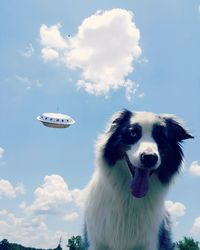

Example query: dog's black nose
[140,153,158,168]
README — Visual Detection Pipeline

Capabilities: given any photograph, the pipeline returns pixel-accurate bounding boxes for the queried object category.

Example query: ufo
[37,113,75,128]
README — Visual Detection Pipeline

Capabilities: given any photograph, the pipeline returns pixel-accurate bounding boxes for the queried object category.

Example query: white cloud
[16,75,32,86]
[19,43,34,58]
[189,161,200,176]
[71,187,89,208]
[0,175,87,248]
[0,179,25,199]
[165,200,186,225]
[0,209,68,249]
[16,75,42,89]
[191,216,200,236]
[64,212,79,222]
[41,47,59,61]
[40,9,142,100]
[23,175,87,216]
[40,24,68,50]
[0,147,4,159]
[24,175,73,214]
[124,80,139,101]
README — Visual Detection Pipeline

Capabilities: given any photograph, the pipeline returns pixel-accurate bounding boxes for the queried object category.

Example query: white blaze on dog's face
[126,112,161,170]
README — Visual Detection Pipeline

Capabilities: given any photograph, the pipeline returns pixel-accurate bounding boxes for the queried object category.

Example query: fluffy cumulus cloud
[39,9,142,100]
[0,179,25,199]
[71,187,89,208]
[0,210,46,246]
[189,161,200,176]
[40,24,68,50]
[23,174,88,218]
[0,175,87,248]
[41,47,59,61]
[24,175,72,214]
[165,200,186,225]
[191,216,200,236]
[0,146,4,159]
[0,210,69,248]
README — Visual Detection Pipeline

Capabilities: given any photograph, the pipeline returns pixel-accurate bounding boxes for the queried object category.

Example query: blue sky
[1,0,200,248]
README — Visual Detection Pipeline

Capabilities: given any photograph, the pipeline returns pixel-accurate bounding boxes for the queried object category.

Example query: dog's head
[103,109,193,198]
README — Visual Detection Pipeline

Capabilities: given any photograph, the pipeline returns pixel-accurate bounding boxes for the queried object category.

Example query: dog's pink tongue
[131,168,150,198]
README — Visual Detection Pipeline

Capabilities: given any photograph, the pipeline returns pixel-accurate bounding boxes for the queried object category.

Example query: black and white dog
[84,110,193,250]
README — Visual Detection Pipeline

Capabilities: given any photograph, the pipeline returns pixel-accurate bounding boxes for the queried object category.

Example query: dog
[83,110,193,250]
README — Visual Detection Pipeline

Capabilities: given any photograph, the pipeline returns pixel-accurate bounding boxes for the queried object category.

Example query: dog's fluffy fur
[84,110,193,250]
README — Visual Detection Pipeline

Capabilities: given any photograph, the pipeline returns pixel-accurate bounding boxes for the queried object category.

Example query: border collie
[84,110,193,250]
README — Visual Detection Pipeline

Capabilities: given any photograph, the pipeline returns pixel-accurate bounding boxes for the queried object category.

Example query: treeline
[0,236,199,250]
[0,239,62,250]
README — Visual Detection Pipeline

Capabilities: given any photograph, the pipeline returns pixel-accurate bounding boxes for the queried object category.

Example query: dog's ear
[103,109,132,166]
[162,114,194,142]
[107,109,132,133]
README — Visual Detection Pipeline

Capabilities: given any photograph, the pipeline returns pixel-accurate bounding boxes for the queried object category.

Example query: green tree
[176,237,200,250]
[67,236,83,250]
[0,239,10,250]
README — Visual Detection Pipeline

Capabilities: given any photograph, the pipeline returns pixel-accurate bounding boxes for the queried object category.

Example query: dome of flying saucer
[37,113,75,128]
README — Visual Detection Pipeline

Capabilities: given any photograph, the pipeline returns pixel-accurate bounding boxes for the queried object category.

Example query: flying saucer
[37,113,75,128]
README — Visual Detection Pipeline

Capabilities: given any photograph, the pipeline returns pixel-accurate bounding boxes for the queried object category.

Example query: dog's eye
[123,125,141,144]
[129,127,140,138]
[130,129,138,137]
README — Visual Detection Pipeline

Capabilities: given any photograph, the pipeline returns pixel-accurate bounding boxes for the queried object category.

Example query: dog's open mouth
[124,153,151,198]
